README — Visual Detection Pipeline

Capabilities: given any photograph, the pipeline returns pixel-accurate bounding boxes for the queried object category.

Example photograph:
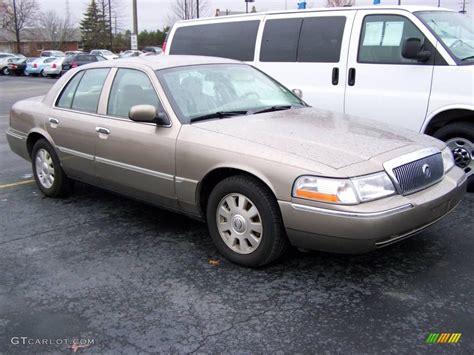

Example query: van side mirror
[129,105,170,126]
[402,38,431,62]
[292,88,303,99]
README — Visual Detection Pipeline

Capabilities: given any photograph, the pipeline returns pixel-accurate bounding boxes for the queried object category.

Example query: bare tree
[1,0,39,53]
[169,0,209,24]
[39,10,76,50]
[326,0,355,7]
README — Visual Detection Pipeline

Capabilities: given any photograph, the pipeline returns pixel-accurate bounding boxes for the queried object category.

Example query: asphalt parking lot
[0,75,473,354]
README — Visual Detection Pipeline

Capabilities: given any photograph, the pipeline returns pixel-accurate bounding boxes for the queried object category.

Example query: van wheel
[433,122,474,191]
[32,139,74,197]
[206,175,288,267]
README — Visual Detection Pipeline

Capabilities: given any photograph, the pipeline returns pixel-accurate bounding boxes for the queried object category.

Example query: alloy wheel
[216,193,263,255]
[35,148,55,189]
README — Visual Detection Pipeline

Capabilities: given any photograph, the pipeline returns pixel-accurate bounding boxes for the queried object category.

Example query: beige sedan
[6,56,467,266]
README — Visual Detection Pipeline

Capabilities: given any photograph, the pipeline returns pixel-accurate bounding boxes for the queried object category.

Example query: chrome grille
[392,153,443,194]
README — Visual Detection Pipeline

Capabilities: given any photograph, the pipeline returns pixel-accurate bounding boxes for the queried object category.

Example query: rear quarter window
[169,20,260,61]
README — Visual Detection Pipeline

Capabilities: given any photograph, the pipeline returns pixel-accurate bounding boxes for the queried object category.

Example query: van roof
[175,5,454,25]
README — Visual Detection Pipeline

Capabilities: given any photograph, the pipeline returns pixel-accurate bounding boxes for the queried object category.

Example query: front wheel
[32,139,74,197]
[206,175,288,267]
[2,67,9,75]
[434,122,474,191]
[40,70,47,78]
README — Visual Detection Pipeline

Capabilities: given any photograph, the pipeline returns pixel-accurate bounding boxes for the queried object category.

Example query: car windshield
[156,64,305,123]
[101,50,113,55]
[417,11,474,63]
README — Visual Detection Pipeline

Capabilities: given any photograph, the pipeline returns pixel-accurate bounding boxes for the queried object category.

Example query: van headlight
[292,172,396,204]
[441,147,455,173]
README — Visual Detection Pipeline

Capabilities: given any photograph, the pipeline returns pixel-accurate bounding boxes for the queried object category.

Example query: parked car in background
[5,56,467,267]
[65,50,85,56]
[60,54,106,75]
[90,49,119,60]
[142,46,163,54]
[140,52,157,57]
[25,57,56,77]
[166,6,474,189]
[7,57,34,75]
[40,50,66,58]
[43,57,66,78]
[0,56,19,75]
[119,50,143,57]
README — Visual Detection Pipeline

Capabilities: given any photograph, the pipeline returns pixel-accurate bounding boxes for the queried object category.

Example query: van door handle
[332,67,339,85]
[95,127,110,135]
[348,68,356,86]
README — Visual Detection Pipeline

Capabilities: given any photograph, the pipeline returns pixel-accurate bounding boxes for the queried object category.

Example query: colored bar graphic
[426,333,462,344]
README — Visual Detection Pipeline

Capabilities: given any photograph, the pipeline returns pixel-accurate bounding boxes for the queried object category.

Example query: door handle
[348,68,356,86]
[95,127,110,135]
[332,67,339,85]
[49,118,59,125]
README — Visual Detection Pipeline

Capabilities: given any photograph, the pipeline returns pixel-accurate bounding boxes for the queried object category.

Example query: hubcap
[35,148,55,189]
[446,137,473,176]
[216,193,263,255]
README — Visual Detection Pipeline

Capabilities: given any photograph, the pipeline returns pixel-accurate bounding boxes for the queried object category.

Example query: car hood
[193,108,444,170]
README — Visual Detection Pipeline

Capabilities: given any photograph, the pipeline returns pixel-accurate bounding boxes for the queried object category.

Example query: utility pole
[184,0,187,19]
[12,0,20,53]
[108,0,113,49]
[132,0,138,34]
[461,0,467,13]
[197,0,200,18]
[398,0,401,5]
[438,0,441,7]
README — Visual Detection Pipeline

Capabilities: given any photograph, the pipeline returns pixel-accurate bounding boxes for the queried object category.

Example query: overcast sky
[39,0,472,31]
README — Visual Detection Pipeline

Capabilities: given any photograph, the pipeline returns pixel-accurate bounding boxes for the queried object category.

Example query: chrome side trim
[95,156,174,181]
[175,176,199,184]
[6,129,26,140]
[290,203,414,218]
[57,146,94,161]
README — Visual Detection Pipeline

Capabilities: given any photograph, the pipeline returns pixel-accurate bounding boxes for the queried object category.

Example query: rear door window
[71,68,109,113]
[169,20,260,61]
[260,18,303,62]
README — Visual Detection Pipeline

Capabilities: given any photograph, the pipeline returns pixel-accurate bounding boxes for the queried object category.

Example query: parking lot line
[0,179,34,189]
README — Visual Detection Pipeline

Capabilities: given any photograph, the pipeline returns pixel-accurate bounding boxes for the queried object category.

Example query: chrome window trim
[383,147,442,194]
[290,202,414,218]
[95,156,174,181]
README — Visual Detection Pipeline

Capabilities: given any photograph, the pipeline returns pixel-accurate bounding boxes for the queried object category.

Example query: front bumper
[279,167,467,254]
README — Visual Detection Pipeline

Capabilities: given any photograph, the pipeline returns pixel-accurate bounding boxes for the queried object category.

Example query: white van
[165,6,474,186]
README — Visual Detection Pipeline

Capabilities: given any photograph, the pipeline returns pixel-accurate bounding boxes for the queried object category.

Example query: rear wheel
[32,139,74,197]
[2,67,9,75]
[434,122,474,191]
[206,175,288,267]
[40,70,47,78]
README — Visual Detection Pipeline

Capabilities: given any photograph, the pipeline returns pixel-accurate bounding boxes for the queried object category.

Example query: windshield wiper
[460,55,474,62]
[252,105,293,115]
[189,110,248,123]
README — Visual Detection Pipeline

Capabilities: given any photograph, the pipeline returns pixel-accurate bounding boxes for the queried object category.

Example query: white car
[165,5,474,188]
[43,57,65,78]
[90,49,119,60]
[0,56,19,75]
[119,50,143,58]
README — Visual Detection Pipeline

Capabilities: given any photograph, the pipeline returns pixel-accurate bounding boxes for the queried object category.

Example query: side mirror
[129,105,171,126]
[292,88,303,99]
[402,37,431,62]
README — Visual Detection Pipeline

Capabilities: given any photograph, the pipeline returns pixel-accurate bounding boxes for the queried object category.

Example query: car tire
[32,139,74,197]
[433,122,474,192]
[206,175,288,267]
[2,67,9,75]
[40,70,47,78]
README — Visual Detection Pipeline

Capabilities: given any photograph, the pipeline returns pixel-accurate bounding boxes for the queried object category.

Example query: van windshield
[156,64,305,124]
[417,11,474,64]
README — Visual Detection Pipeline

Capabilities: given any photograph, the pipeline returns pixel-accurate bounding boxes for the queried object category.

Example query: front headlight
[441,147,455,173]
[293,172,396,205]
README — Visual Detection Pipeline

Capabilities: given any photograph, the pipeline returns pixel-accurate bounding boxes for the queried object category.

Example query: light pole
[132,0,138,35]
[12,0,20,53]
[438,0,441,7]
[108,0,113,49]
[197,0,200,18]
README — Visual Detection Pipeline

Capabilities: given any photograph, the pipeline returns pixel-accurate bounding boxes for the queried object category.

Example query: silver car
[6,56,467,266]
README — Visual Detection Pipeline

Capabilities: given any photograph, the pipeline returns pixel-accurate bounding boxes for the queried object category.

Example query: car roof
[84,55,240,70]
[175,5,454,24]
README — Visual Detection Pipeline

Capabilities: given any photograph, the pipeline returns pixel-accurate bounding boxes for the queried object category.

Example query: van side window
[358,15,427,64]
[170,21,260,61]
[298,16,346,62]
[71,68,110,113]
[260,18,303,62]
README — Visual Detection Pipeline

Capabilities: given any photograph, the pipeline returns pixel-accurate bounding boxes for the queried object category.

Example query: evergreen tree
[80,0,109,50]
